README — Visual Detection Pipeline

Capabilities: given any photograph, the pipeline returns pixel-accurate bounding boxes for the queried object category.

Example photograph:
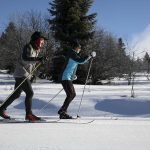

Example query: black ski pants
[0,78,34,114]
[60,80,76,112]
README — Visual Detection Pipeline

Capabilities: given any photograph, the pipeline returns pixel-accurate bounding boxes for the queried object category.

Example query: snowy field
[0,73,150,150]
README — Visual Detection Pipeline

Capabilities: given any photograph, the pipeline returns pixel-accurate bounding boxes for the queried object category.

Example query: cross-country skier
[0,31,48,121]
[58,40,96,119]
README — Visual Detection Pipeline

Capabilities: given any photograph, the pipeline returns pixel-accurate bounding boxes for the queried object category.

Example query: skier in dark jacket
[0,31,48,121]
[58,40,96,119]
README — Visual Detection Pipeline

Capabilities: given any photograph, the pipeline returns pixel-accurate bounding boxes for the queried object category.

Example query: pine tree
[48,0,96,82]
[48,0,96,49]
[117,38,126,76]
[0,22,18,72]
[143,52,150,73]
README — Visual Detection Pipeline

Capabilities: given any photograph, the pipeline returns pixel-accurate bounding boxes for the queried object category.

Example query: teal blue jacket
[61,49,91,81]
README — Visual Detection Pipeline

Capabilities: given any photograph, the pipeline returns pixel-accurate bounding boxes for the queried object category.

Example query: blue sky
[93,1,150,38]
[1,0,150,56]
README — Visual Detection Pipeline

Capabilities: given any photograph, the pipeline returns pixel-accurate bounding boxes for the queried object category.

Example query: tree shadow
[95,99,150,116]
[0,81,15,85]
[14,98,58,115]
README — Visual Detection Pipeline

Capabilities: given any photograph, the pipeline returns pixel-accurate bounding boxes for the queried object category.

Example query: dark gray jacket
[13,43,42,79]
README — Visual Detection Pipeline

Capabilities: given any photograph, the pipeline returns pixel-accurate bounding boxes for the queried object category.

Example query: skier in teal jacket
[58,40,96,119]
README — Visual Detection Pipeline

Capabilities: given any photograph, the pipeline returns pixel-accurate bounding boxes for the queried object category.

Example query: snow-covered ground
[0,73,150,150]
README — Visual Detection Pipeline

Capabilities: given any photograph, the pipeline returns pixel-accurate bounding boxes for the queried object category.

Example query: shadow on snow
[95,99,150,116]
[14,98,58,115]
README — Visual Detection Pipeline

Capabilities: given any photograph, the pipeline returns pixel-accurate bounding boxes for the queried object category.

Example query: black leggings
[0,78,34,114]
[60,80,76,112]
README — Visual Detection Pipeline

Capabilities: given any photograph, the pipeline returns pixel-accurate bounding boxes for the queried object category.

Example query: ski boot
[0,110,11,119]
[25,112,41,122]
[58,110,72,119]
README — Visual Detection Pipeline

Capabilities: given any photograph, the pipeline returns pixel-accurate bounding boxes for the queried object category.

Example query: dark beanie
[71,40,81,49]
[31,31,48,41]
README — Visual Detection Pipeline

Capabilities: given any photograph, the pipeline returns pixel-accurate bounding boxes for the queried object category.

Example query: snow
[0,73,150,150]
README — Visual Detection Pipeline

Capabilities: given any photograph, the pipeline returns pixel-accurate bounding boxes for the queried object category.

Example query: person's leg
[58,80,76,119]
[22,79,41,121]
[0,78,23,119]
[21,79,34,114]
[60,80,76,112]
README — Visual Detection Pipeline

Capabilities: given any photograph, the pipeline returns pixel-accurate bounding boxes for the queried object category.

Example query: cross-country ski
[0,117,94,124]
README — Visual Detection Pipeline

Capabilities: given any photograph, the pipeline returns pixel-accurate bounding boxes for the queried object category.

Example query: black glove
[30,75,36,83]
[38,56,48,64]
[37,56,43,61]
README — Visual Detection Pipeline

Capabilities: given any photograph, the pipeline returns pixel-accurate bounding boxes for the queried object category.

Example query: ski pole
[37,70,80,114]
[130,52,135,98]
[131,73,135,98]
[77,58,93,118]
[1,62,41,106]
[38,88,63,113]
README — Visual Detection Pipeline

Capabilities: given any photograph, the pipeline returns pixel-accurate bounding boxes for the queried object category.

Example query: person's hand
[43,56,48,63]
[30,75,36,83]
[39,56,48,64]
[73,75,77,81]
[90,51,96,58]
[71,75,77,81]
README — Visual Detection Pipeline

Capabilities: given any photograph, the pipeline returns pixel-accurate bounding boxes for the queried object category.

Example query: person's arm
[22,45,42,61]
[70,50,91,64]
